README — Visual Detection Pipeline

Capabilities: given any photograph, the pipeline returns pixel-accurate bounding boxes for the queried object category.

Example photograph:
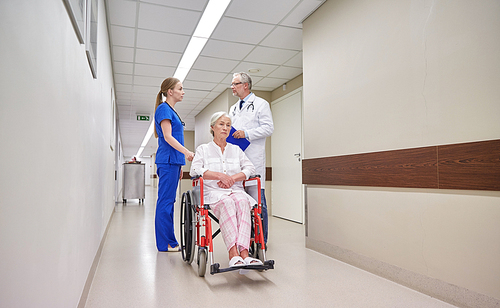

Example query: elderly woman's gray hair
[209,111,231,136]
[233,72,252,90]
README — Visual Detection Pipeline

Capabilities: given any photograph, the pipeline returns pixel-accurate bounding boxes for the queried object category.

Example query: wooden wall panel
[266,167,272,181]
[438,139,500,191]
[302,139,500,191]
[302,147,438,188]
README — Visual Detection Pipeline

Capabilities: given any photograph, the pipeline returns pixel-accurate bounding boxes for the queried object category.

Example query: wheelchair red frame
[180,175,274,276]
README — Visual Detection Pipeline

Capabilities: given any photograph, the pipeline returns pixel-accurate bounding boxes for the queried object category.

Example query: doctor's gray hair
[209,111,231,136]
[234,72,252,90]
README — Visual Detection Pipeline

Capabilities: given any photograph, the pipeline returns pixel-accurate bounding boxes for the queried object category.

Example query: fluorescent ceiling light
[141,122,154,148]
[193,0,231,38]
[174,37,208,82]
[135,146,145,158]
[135,0,231,157]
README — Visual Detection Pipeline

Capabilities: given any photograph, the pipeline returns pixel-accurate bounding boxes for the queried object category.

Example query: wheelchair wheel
[197,247,207,277]
[180,192,196,264]
[249,241,258,258]
[249,213,265,261]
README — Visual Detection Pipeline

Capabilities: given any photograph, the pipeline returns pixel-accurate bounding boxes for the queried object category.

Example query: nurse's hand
[232,130,245,139]
[185,151,195,161]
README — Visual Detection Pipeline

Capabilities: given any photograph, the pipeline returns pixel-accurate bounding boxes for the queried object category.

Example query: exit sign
[137,115,150,121]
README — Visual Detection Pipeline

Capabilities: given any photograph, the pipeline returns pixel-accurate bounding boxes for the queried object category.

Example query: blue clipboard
[227,126,250,151]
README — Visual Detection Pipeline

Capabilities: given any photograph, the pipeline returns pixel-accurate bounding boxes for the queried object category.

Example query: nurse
[229,72,274,245]
[154,77,195,252]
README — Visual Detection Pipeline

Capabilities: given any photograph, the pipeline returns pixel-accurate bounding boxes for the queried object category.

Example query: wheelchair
[180,175,275,277]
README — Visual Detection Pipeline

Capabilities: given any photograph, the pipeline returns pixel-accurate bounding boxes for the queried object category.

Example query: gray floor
[84,185,457,308]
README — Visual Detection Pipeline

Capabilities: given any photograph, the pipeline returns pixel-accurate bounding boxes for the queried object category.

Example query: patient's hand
[217,181,230,189]
[218,173,235,188]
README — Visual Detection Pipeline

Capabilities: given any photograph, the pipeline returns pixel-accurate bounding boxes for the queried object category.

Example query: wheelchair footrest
[210,260,275,275]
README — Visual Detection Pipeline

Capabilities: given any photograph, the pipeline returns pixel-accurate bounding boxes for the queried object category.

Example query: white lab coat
[229,93,274,183]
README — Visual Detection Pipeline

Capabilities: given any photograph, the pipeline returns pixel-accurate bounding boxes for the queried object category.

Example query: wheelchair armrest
[245,174,261,185]
[244,175,261,205]
[190,176,203,206]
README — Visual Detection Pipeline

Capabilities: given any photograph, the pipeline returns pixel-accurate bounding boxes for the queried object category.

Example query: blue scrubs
[154,102,185,251]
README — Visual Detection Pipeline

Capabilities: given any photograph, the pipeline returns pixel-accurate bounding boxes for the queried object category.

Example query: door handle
[294,153,301,161]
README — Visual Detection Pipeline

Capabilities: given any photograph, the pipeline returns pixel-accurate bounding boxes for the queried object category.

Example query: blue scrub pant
[155,163,181,251]
[261,189,268,244]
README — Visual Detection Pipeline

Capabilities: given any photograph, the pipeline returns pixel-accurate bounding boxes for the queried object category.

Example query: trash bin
[122,163,145,203]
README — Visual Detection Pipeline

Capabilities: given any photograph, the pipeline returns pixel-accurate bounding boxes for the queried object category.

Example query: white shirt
[229,93,274,182]
[190,141,256,205]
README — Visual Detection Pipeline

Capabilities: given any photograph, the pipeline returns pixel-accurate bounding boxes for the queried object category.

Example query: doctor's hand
[232,130,245,139]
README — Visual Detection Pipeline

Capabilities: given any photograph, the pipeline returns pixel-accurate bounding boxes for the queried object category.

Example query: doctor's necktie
[239,100,244,110]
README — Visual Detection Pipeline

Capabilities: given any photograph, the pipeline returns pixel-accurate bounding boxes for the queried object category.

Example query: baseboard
[77,210,115,308]
[306,237,499,308]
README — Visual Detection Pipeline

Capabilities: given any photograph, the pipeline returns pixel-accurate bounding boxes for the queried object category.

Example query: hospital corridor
[83,186,456,308]
[1,0,499,307]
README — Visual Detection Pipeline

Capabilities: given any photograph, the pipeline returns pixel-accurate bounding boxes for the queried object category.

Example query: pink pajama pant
[211,191,251,253]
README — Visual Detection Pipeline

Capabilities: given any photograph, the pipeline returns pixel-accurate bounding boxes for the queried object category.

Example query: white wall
[0,1,116,307]
[115,125,125,201]
[303,0,500,305]
[303,0,500,158]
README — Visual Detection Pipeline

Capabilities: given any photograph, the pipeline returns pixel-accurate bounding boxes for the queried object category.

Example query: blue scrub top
[155,103,185,165]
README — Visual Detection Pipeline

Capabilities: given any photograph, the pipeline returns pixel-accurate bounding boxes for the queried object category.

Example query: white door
[271,90,303,223]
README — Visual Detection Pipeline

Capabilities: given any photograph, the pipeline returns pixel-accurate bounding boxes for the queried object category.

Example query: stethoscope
[232,101,255,116]
[164,102,185,127]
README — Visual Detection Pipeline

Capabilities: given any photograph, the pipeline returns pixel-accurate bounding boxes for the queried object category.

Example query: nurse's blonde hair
[154,77,180,138]
[209,111,230,136]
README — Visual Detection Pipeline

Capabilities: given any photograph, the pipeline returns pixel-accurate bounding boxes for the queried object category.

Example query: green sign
[137,115,150,121]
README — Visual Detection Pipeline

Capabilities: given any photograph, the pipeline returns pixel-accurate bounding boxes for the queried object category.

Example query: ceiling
[105,0,325,158]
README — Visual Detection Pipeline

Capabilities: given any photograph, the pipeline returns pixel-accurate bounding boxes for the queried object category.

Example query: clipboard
[227,126,250,151]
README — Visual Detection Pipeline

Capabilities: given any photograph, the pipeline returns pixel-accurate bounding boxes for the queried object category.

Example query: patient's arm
[231,172,246,183]
[203,170,235,188]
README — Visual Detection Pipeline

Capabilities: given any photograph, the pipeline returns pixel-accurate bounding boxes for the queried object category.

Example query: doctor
[229,72,274,245]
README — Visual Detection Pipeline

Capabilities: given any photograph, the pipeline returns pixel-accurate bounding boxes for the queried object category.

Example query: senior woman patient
[190,111,263,269]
